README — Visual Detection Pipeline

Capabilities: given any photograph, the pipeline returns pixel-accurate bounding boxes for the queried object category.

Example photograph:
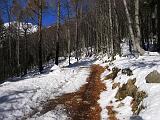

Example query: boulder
[115,78,137,100]
[130,116,143,120]
[122,68,133,76]
[127,79,137,98]
[104,67,121,80]
[112,82,120,89]
[145,70,160,83]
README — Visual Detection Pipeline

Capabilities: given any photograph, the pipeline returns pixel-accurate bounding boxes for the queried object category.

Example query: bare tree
[123,0,145,55]
[55,0,60,65]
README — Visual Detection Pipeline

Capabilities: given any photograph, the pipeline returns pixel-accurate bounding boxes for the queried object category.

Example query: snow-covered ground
[97,51,160,120]
[114,54,160,120]
[1,43,160,120]
[0,57,93,120]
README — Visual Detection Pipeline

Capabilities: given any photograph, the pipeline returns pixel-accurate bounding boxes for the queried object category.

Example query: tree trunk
[123,0,145,55]
[108,0,114,55]
[157,0,160,51]
[38,0,43,73]
[113,0,121,55]
[135,0,145,55]
[123,0,136,51]
[17,21,20,68]
[75,6,79,62]
[66,0,71,65]
[55,0,60,65]
[24,29,28,75]
[7,7,12,60]
[67,28,71,65]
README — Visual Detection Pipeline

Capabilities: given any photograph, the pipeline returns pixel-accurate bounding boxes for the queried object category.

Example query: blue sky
[43,15,56,27]
[0,0,74,27]
[1,11,56,27]
[0,0,59,27]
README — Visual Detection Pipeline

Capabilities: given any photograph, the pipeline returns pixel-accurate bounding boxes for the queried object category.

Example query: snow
[99,68,133,120]
[98,52,160,120]
[50,65,60,71]
[93,42,160,120]
[98,80,119,120]
[1,43,160,120]
[29,105,70,120]
[0,57,91,120]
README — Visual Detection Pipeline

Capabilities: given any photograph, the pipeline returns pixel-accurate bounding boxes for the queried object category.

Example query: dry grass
[41,65,106,120]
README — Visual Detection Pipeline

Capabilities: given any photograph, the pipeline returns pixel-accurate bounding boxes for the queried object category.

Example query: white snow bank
[97,51,160,120]
[110,53,160,120]
[0,58,90,120]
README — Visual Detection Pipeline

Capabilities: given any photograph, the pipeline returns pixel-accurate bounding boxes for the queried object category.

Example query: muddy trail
[41,65,106,120]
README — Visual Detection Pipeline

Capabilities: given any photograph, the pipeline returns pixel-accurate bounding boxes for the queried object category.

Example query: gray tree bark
[135,0,145,55]
[123,0,145,55]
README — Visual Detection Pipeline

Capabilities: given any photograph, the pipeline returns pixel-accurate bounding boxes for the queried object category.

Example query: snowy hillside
[4,22,38,34]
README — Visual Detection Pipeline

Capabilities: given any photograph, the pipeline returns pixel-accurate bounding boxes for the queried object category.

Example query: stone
[122,68,133,76]
[104,67,121,80]
[127,79,137,97]
[115,78,137,100]
[115,84,127,100]
[145,70,160,83]
[112,82,120,89]
[130,115,143,120]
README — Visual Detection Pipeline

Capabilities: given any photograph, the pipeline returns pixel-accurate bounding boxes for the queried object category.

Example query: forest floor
[1,51,160,120]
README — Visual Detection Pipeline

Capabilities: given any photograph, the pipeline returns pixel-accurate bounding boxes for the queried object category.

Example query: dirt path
[41,65,106,120]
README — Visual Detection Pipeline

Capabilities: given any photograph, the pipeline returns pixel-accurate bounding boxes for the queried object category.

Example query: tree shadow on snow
[126,59,160,70]
[0,89,37,105]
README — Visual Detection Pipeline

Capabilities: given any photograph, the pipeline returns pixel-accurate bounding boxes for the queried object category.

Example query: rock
[104,67,121,80]
[115,78,137,100]
[145,70,160,83]
[131,91,147,114]
[112,82,120,89]
[115,84,127,100]
[130,115,143,120]
[127,79,137,97]
[135,91,147,102]
[115,79,147,114]
[122,68,133,76]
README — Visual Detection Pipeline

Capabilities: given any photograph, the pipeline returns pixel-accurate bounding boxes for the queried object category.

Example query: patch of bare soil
[41,65,106,120]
